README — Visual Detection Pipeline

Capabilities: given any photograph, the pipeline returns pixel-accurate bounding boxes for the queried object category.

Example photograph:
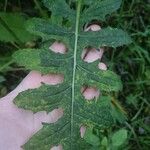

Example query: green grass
[109,0,150,149]
[0,0,149,149]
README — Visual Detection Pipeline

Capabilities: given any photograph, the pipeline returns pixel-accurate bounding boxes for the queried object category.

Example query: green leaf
[81,0,122,23]
[111,129,128,147]
[13,0,131,149]
[83,128,100,146]
[101,136,108,147]
[0,12,35,43]
[25,18,71,41]
[13,49,122,91]
[80,27,132,48]
[110,99,127,123]
[25,18,131,48]
[42,0,75,21]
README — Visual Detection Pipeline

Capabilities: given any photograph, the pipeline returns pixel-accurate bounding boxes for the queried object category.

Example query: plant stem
[11,42,21,49]
[33,0,48,18]
[0,60,14,72]
[71,0,82,147]
[125,122,142,149]
[68,0,72,6]
[131,102,144,121]
[4,0,8,11]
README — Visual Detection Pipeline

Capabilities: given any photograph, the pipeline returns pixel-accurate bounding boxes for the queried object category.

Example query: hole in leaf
[41,74,64,85]
[51,145,63,150]
[81,47,104,63]
[19,71,42,90]
[84,20,102,32]
[80,125,86,138]
[98,62,107,71]
[37,108,64,125]
[49,108,64,123]
[84,24,101,32]
[25,41,36,48]
[81,86,100,101]
[49,41,68,54]
[18,72,64,93]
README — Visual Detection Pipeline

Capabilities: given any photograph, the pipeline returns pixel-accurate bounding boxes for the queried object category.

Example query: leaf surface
[111,129,128,147]
[13,0,131,149]
[81,0,122,23]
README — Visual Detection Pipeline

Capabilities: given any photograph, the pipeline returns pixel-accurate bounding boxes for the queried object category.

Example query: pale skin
[0,24,107,150]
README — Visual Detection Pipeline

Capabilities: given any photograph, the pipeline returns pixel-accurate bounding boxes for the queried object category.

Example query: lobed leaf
[81,0,122,23]
[26,18,131,48]
[42,0,75,21]
[13,0,131,149]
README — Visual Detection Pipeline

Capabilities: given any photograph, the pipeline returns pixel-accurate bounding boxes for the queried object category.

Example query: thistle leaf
[13,0,131,149]
[81,0,122,23]
[42,0,75,21]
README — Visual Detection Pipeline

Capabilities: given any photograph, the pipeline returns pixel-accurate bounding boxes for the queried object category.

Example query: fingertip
[84,24,101,32]
[82,48,104,63]
[24,71,42,88]
[82,87,100,101]
[41,74,64,85]
[49,41,67,54]
[14,71,42,93]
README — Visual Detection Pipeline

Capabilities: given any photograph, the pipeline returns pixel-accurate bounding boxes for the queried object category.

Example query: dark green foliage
[0,13,35,43]
[83,128,128,150]
[12,0,132,149]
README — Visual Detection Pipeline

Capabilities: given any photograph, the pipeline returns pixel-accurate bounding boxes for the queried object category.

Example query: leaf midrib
[71,0,82,148]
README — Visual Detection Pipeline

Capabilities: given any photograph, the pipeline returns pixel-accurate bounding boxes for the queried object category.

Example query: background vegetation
[0,0,149,149]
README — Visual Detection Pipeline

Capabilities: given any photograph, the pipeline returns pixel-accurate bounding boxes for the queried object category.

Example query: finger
[81,86,100,101]
[82,47,104,63]
[84,24,101,32]
[2,71,64,101]
[33,108,63,133]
